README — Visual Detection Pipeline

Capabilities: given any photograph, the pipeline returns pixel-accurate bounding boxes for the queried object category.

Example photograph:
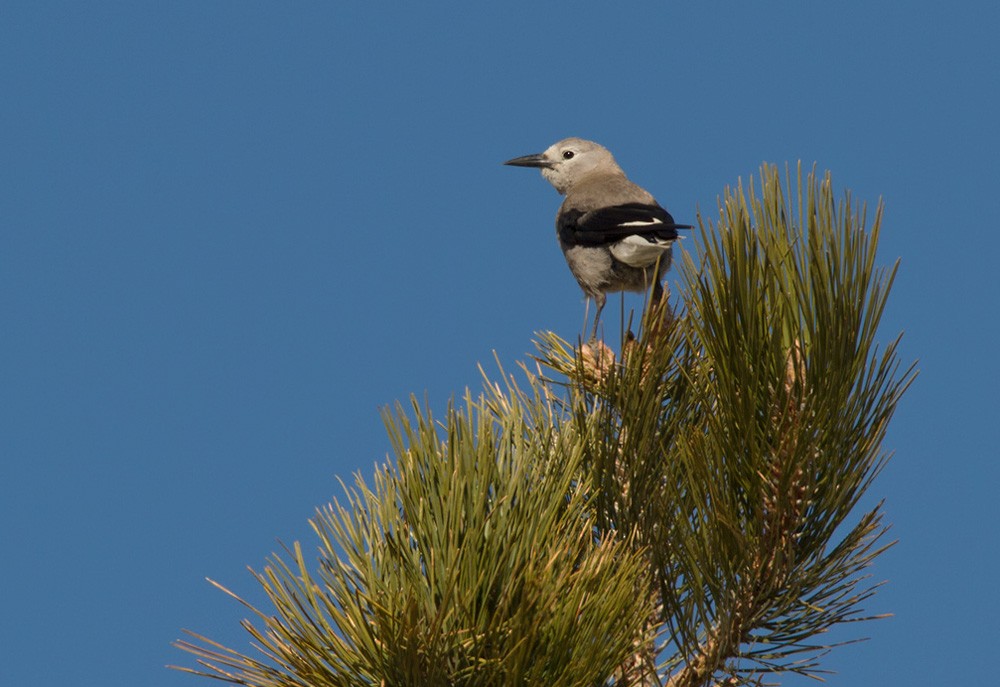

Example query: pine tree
[173,164,914,686]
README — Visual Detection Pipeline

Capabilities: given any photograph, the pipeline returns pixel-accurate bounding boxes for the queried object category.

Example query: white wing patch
[610,234,675,267]
[616,218,664,228]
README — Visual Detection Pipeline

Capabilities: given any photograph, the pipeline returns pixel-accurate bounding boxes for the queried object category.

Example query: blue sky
[2,3,997,685]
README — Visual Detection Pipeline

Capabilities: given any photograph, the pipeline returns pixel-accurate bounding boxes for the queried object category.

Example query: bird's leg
[590,293,607,342]
[644,278,676,341]
[650,279,664,303]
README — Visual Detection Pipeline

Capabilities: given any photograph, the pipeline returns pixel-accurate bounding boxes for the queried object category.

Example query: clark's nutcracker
[505,137,691,340]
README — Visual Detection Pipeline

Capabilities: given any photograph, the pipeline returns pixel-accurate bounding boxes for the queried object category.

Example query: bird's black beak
[503,153,553,168]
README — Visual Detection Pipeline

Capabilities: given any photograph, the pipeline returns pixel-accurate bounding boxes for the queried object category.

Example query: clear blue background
[2,3,996,685]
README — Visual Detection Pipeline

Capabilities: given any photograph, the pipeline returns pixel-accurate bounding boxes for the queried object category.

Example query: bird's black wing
[558,202,692,247]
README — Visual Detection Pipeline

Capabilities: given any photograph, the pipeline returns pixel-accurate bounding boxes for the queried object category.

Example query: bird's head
[504,138,621,195]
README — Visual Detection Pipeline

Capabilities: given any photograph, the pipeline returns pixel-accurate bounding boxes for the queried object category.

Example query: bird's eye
[562,150,575,160]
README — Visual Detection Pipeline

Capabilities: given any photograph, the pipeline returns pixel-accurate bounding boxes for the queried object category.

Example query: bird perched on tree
[505,138,690,340]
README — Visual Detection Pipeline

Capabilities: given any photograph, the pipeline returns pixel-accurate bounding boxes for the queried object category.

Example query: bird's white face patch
[610,235,674,268]
[540,165,566,192]
[537,139,619,194]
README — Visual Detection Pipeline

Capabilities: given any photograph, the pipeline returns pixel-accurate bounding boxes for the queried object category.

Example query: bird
[504,137,691,341]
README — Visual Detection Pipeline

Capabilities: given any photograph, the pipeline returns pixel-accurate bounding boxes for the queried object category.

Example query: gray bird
[505,137,691,340]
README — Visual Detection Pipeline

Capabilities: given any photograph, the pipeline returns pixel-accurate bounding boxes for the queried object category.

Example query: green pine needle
[174,163,914,687]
